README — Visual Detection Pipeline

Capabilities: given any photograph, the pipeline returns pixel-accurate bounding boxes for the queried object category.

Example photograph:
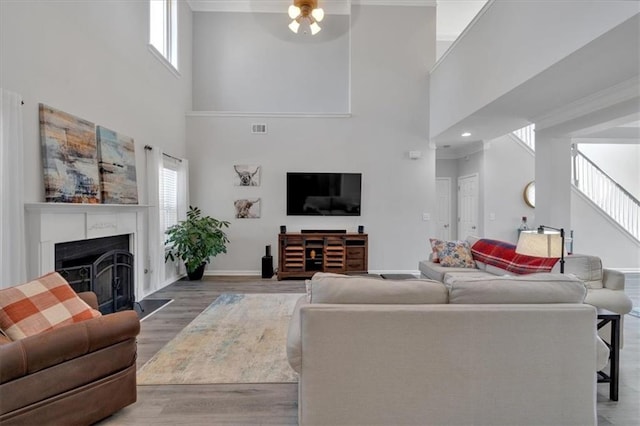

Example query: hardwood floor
[101,276,303,425]
[101,275,640,425]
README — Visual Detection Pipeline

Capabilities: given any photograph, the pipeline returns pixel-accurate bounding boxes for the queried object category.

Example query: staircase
[512,124,640,243]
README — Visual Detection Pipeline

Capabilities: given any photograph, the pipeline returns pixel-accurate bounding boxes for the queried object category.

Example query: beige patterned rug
[137,293,303,385]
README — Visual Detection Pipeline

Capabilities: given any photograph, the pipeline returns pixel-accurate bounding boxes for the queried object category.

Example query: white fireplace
[24,203,147,302]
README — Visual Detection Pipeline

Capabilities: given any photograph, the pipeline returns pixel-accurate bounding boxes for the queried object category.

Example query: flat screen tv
[287,172,362,216]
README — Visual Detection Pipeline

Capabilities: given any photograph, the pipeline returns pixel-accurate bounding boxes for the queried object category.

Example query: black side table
[597,309,621,401]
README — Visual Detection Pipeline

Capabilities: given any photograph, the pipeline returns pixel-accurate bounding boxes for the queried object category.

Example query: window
[161,163,179,233]
[149,0,178,69]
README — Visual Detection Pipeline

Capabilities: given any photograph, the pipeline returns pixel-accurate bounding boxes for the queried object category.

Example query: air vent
[251,123,267,134]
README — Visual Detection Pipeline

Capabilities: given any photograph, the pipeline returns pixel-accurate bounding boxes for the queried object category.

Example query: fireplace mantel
[24,202,148,300]
[25,202,148,213]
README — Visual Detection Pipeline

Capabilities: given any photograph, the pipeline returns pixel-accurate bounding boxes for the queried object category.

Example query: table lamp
[515,225,565,273]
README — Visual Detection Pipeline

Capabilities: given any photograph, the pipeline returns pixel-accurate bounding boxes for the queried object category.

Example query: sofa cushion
[419,260,478,282]
[443,271,496,285]
[0,272,101,340]
[308,272,448,304]
[556,254,604,289]
[448,273,587,304]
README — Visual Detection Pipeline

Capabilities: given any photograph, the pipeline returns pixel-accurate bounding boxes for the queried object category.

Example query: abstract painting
[234,199,261,219]
[97,126,138,204]
[39,104,101,203]
[233,165,261,186]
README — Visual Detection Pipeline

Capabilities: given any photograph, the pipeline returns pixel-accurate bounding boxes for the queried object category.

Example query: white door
[436,178,451,240]
[458,174,479,239]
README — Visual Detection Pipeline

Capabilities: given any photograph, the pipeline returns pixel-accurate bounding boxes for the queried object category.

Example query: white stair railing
[572,148,639,242]
[513,123,535,150]
[511,125,639,242]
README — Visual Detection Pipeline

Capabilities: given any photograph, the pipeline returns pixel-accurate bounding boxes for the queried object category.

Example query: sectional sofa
[419,236,633,317]
[287,272,608,425]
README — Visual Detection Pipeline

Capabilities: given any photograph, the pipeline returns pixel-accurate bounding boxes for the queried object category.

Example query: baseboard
[204,270,262,276]
[203,270,422,277]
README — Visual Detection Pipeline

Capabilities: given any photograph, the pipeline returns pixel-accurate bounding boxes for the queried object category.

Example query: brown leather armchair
[0,292,140,425]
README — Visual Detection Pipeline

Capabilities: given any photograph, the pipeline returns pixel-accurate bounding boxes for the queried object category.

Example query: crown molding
[186,0,436,13]
[352,0,435,5]
[187,111,352,118]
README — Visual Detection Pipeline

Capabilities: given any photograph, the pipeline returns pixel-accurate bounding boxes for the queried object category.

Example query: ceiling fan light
[288,19,300,33]
[311,7,324,22]
[288,5,301,19]
[309,21,321,35]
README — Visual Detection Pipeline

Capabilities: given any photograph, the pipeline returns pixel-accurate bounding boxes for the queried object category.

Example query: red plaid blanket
[471,239,559,275]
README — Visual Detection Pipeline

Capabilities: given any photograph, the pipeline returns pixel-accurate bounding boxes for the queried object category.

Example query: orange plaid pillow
[0,272,101,340]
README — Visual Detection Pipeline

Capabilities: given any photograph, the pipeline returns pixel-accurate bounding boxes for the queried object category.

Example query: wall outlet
[422,213,430,221]
[489,212,496,221]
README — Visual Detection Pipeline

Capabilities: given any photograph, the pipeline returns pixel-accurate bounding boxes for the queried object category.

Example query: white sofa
[419,236,633,316]
[287,273,606,426]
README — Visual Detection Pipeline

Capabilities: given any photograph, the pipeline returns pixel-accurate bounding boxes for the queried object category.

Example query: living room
[1,0,639,424]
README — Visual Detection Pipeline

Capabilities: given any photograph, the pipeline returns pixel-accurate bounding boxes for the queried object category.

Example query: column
[533,132,572,231]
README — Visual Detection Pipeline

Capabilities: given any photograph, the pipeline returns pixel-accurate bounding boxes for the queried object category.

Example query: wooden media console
[277,232,368,280]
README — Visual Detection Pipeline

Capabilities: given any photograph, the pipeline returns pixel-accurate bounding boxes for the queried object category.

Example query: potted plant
[165,206,230,280]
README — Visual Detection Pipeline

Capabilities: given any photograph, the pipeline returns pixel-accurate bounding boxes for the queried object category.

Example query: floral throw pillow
[432,239,476,268]
[429,238,445,263]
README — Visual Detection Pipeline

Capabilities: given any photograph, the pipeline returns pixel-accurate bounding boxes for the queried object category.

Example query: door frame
[436,177,452,240]
[457,173,479,240]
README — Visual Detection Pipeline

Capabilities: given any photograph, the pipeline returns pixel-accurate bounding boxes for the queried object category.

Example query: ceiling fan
[287,0,325,35]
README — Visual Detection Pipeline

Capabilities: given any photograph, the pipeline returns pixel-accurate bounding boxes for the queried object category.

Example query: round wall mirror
[523,181,535,208]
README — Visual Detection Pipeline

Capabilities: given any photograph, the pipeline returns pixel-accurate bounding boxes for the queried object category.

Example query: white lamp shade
[311,7,324,22]
[516,231,563,258]
[288,19,300,33]
[309,21,321,35]
[288,5,301,19]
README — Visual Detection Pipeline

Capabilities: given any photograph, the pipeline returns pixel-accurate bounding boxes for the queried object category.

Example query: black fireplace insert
[55,235,134,314]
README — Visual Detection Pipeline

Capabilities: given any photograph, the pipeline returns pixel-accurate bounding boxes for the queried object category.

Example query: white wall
[1,0,193,294]
[192,12,350,113]
[577,143,640,200]
[187,5,437,274]
[483,135,535,243]
[435,158,458,238]
[1,0,192,202]
[479,135,639,269]
[572,190,640,269]
[429,1,639,138]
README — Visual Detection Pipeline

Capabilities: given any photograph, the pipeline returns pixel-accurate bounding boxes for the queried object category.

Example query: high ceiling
[185,1,638,146]
[186,0,488,43]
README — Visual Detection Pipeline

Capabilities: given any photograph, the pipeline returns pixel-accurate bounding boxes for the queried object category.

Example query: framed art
[96,126,138,204]
[233,165,261,186]
[234,199,261,218]
[39,104,101,203]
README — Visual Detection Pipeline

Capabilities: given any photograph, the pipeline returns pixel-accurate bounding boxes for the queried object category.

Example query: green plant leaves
[164,205,230,273]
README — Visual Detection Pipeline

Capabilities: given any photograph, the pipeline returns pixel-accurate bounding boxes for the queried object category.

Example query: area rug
[137,293,303,385]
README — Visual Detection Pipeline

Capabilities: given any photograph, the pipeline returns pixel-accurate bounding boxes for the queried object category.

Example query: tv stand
[278,232,368,280]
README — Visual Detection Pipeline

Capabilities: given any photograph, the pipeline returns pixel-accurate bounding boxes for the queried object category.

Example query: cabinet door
[345,247,365,271]
[323,237,345,272]
[282,237,304,271]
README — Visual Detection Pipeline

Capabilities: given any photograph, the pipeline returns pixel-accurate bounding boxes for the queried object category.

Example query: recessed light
[461,132,471,137]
